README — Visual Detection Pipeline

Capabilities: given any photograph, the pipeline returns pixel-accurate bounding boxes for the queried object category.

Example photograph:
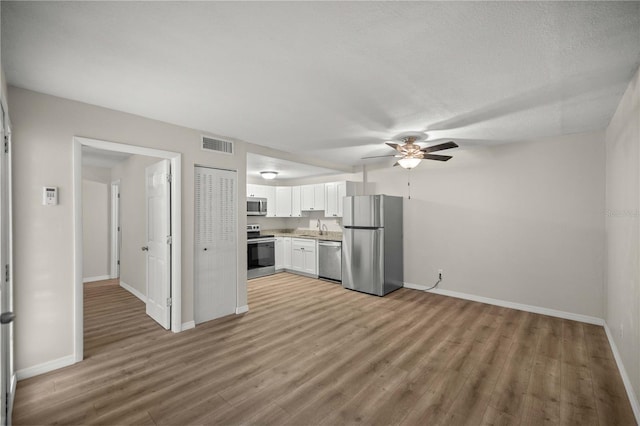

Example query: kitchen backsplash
[247,210,343,233]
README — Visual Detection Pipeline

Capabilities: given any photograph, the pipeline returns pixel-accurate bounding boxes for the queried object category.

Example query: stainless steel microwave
[247,197,267,216]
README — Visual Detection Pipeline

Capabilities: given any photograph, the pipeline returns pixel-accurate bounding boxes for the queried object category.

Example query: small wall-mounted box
[42,186,58,206]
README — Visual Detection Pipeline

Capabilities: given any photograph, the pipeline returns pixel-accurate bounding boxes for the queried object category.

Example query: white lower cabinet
[275,236,292,271]
[290,238,317,275]
[275,237,284,270]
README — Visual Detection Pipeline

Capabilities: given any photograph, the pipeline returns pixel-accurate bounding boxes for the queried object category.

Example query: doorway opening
[73,137,182,362]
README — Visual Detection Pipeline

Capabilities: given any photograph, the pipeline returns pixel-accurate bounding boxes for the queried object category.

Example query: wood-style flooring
[13,274,636,425]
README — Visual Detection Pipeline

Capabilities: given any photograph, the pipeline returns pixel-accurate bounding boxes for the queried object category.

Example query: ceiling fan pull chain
[407,169,412,200]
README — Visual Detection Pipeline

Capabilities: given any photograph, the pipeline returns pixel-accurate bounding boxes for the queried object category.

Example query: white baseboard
[236,305,249,314]
[181,321,195,331]
[83,275,111,283]
[120,281,147,303]
[604,323,640,424]
[16,355,75,381]
[403,282,604,325]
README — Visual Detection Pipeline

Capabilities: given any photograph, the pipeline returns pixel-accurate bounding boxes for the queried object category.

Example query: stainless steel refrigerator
[342,195,403,296]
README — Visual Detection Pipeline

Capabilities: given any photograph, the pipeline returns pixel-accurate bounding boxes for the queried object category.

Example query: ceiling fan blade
[421,141,458,153]
[393,161,400,167]
[423,154,453,161]
[361,154,401,159]
[386,142,405,153]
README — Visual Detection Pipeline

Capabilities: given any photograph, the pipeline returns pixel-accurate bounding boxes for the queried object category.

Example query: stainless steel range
[247,224,276,279]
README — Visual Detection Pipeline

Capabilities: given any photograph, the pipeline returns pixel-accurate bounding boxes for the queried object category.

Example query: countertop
[268,229,342,242]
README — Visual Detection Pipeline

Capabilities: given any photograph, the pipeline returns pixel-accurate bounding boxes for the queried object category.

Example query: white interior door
[194,166,237,324]
[145,160,171,329]
[0,103,14,424]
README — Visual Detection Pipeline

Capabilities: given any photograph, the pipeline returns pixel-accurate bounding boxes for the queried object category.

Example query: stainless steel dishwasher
[318,240,342,282]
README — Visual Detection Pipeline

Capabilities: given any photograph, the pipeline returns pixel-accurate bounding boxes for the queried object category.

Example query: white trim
[16,355,75,381]
[82,275,111,283]
[110,180,120,279]
[8,373,16,422]
[181,321,195,331]
[120,281,147,303]
[74,137,183,365]
[604,323,640,423]
[403,282,604,325]
[235,305,249,314]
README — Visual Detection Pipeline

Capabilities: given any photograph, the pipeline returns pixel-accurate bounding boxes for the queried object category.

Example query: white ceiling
[247,153,343,181]
[3,2,640,166]
[82,146,132,169]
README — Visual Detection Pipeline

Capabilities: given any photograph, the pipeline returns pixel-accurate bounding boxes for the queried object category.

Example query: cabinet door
[336,182,347,217]
[283,237,292,269]
[291,245,304,272]
[263,185,276,217]
[325,183,338,217]
[313,184,325,210]
[247,184,259,198]
[302,243,317,275]
[275,237,283,270]
[275,186,292,217]
[301,185,315,210]
[291,186,302,217]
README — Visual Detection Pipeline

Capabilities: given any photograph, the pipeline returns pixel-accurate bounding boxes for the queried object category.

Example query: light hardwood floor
[13,274,636,425]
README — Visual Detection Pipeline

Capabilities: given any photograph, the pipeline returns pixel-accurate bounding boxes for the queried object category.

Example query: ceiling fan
[362,136,459,169]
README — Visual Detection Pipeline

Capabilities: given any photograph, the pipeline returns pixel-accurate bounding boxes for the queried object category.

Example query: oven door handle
[248,238,276,244]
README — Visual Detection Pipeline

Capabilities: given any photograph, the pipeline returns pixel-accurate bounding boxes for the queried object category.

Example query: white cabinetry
[325,181,358,217]
[275,237,284,270]
[301,184,325,211]
[275,186,292,217]
[246,184,260,198]
[275,186,302,217]
[283,237,292,269]
[290,238,316,275]
[275,236,294,271]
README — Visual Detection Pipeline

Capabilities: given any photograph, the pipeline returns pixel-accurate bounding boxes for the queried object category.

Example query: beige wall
[111,154,161,296]
[605,66,640,407]
[368,131,606,318]
[9,87,248,371]
[81,179,110,280]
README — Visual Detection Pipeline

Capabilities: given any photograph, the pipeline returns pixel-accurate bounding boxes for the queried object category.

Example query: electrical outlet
[438,269,443,279]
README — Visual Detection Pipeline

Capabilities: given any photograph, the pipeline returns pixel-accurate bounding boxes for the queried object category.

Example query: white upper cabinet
[275,186,293,217]
[301,184,325,211]
[262,185,276,217]
[325,181,358,218]
[247,184,260,198]
[291,186,302,217]
[275,186,302,217]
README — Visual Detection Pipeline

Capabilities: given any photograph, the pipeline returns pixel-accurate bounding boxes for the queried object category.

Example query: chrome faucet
[317,219,323,235]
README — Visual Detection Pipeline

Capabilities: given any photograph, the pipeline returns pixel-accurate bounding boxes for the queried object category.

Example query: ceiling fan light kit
[260,171,278,180]
[397,156,422,169]
[362,135,459,169]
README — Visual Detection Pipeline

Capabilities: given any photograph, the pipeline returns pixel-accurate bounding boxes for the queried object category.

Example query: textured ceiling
[3,2,640,166]
[247,153,343,181]
[82,146,132,169]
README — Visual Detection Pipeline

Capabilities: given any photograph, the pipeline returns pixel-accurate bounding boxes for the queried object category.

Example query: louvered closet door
[195,166,237,324]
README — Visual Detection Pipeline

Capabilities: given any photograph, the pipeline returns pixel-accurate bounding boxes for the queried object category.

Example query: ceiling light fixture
[260,171,278,180]
[397,156,422,169]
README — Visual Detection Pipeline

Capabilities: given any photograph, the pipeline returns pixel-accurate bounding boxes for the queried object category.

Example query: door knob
[0,312,15,324]
[141,246,149,251]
